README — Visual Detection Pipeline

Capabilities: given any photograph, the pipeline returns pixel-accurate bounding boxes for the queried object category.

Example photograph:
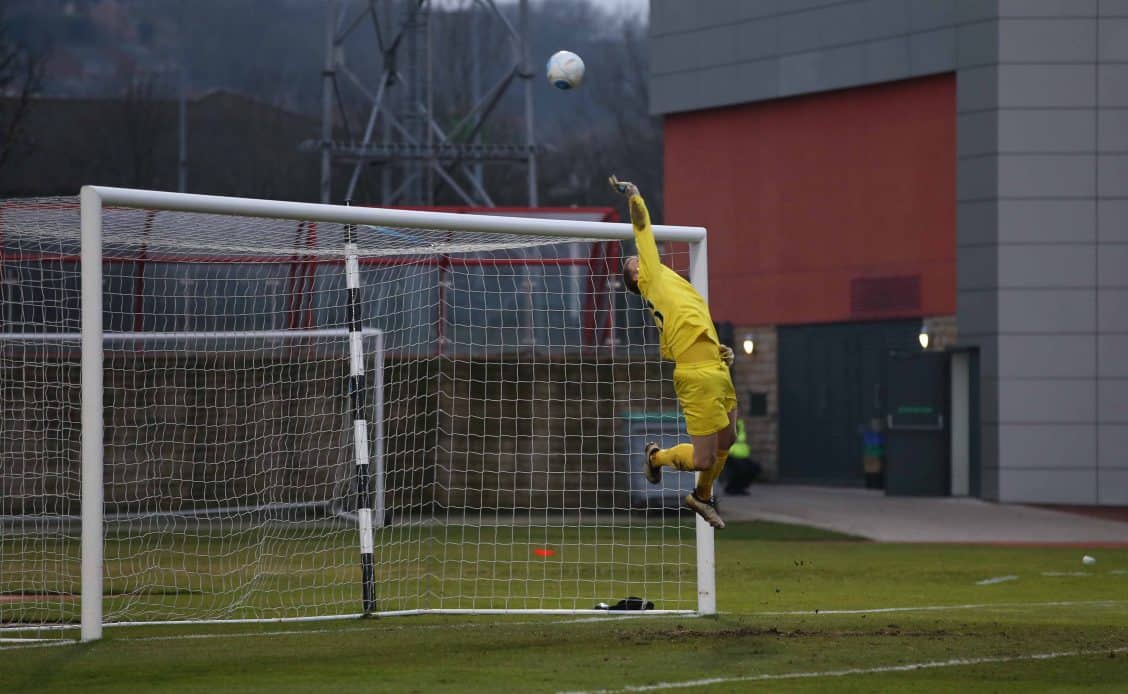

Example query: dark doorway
[778,320,920,485]
[884,350,951,496]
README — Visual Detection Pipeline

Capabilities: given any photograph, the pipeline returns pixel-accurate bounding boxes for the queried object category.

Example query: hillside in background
[2,0,661,211]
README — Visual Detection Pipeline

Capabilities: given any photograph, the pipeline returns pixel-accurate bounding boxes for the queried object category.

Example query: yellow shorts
[673,358,737,437]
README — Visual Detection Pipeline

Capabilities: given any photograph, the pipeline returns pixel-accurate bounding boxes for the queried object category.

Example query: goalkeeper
[610,175,737,529]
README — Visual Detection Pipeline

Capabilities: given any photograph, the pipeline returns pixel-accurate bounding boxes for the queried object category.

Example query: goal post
[1,186,714,641]
[687,235,716,617]
[79,187,104,642]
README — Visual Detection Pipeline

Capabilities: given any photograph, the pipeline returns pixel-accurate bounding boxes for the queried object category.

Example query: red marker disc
[533,548,555,557]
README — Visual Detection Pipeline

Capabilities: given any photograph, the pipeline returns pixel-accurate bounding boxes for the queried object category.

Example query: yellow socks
[695,450,729,500]
[653,445,731,499]
[653,443,696,471]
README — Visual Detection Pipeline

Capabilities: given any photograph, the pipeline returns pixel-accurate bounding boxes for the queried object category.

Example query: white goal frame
[76,185,714,642]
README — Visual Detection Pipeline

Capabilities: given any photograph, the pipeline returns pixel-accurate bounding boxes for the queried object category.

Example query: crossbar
[83,186,706,243]
[70,185,715,641]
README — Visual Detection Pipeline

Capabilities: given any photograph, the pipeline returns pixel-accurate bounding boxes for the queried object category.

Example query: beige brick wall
[1,354,677,514]
[728,326,779,480]
[923,315,958,352]
[3,318,960,512]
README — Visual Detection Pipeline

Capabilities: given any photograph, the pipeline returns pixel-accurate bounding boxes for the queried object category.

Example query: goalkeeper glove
[720,344,735,367]
[608,174,639,198]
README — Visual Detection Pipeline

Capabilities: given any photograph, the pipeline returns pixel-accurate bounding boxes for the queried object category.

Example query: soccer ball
[546,50,585,90]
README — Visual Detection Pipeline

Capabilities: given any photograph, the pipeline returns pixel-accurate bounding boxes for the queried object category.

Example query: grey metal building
[650,0,1128,505]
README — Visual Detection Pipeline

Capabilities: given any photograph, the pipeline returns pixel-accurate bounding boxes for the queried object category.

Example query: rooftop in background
[0,90,320,200]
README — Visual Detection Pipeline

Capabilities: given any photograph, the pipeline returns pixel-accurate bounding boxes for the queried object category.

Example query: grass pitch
[2,520,1127,692]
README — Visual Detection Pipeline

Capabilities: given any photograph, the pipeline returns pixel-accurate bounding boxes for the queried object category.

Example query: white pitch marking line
[1042,571,1092,577]
[0,640,74,652]
[0,615,648,651]
[4,601,1125,651]
[117,616,640,643]
[0,626,380,651]
[1112,569,1128,575]
[749,599,1125,616]
[975,575,1018,585]
[558,647,1128,694]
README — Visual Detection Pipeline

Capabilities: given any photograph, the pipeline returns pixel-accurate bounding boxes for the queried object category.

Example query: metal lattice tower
[311,0,538,207]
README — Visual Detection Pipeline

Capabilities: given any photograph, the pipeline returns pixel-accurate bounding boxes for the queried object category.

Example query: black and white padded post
[344,204,376,614]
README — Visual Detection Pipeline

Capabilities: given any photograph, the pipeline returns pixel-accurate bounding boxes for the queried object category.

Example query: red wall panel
[663,74,956,326]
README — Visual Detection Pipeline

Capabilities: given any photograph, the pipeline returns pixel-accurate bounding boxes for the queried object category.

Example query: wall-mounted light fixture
[742,334,755,355]
[918,324,930,350]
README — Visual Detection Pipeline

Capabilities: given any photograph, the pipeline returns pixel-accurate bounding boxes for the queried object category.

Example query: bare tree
[538,21,663,218]
[0,7,44,171]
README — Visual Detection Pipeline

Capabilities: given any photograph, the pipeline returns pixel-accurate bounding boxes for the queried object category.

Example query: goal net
[0,188,713,641]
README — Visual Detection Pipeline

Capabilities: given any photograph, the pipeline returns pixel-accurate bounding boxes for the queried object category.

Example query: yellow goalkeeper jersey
[629,194,720,362]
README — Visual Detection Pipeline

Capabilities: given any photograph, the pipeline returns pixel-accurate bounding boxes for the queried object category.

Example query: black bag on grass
[595,596,653,611]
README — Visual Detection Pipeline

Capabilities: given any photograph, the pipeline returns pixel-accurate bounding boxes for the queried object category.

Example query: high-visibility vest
[729,419,750,459]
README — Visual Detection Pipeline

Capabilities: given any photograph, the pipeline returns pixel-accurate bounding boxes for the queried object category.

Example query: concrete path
[718,484,1128,544]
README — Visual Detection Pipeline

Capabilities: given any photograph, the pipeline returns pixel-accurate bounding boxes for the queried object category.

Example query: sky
[493,0,649,22]
[590,0,648,21]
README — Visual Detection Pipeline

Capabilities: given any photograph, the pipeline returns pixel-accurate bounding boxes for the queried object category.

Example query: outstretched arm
[609,175,661,275]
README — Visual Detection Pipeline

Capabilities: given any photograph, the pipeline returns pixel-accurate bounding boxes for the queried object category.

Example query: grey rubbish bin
[621,411,696,509]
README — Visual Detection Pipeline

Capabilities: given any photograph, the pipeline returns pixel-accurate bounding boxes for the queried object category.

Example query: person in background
[723,406,759,495]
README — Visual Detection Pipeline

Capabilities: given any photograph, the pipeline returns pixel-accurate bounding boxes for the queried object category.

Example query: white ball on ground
[1082,555,1096,566]
[546,50,585,90]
